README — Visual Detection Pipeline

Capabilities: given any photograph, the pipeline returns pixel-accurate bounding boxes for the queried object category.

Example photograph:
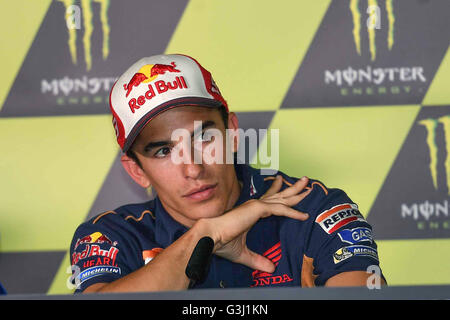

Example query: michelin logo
[333,245,378,264]
[337,227,373,245]
[78,265,121,284]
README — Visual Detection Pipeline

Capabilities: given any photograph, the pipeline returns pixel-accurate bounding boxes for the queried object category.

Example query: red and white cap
[109,54,228,152]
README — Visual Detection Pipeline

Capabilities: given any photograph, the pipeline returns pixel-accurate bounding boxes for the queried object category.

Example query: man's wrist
[191,218,221,252]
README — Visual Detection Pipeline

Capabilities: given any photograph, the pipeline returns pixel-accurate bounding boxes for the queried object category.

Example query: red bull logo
[74,232,117,250]
[123,72,148,97]
[149,61,180,77]
[123,62,181,97]
[122,61,188,114]
[72,244,119,265]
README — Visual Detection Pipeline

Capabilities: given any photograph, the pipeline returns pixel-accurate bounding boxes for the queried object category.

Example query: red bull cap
[109,54,228,152]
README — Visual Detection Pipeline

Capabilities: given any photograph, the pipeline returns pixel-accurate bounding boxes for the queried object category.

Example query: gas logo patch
[337,227,373,245]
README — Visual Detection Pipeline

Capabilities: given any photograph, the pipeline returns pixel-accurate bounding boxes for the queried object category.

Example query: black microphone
[185,236,214,288]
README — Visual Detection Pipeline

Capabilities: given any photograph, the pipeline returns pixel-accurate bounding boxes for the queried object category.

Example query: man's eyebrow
[192,120,216,137]
[143,140,171,153]
[143,120,217,152]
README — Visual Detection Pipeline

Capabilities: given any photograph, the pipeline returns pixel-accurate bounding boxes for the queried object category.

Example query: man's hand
[83,176,311,293]
[197,175,311,273]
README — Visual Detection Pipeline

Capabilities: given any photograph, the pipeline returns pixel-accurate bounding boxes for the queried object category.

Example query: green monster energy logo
[419,116,450,195]
[58,0,111,71]
[349,0,395,61]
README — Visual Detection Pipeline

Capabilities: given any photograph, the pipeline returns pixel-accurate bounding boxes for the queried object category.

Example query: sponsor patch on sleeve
[73,232,118,251]
[337,227,373,245]
[333,245,379,264]
[78,266,122,285]
[142,248,164,265]
[71,232,122,288]
[315,203,366,234]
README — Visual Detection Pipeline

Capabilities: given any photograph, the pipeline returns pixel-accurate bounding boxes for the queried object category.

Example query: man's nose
[181,145,205,180]
[182,161,204,180]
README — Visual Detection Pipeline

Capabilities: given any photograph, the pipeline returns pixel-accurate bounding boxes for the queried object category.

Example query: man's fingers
[260,175,282,199]
[266,203,309,221]
[261,176,310,203]
[261,184,312,208]
[276,176,309,198]
[236,248,275,274]
[283,188,313,207]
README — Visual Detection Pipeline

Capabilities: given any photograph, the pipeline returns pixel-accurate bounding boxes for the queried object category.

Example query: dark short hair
[126,106,229,168]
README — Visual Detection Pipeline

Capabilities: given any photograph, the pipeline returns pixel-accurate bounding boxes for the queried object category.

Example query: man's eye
[154,147,171,158]
[195,130,214,143]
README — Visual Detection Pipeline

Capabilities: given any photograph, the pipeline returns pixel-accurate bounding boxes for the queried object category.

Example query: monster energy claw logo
[59,0,111,71]
[399,116,450,230]
[349,0,395,61]
[419,115,450,195]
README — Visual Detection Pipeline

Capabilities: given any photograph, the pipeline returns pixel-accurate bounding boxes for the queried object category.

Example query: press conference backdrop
[0,0,449,295]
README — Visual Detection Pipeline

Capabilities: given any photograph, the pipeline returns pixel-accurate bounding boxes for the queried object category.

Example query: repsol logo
[315,203,366,234]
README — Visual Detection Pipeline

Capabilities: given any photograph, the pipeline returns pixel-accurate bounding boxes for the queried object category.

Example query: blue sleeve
[69,216,142,293]
[304,188,385,286]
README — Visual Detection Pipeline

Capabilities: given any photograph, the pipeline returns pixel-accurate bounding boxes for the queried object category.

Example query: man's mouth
[183,184,218,201]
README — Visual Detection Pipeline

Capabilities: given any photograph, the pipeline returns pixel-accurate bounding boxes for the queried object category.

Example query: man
[70,54,385,293]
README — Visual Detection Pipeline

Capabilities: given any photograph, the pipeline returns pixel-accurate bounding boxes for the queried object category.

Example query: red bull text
[127,76,188,114]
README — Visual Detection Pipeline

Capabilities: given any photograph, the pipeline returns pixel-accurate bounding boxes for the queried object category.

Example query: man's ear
[227,112,239,153]
[120,154,151,188]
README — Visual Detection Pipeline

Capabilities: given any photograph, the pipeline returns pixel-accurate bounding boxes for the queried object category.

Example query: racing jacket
[69,163,385,292]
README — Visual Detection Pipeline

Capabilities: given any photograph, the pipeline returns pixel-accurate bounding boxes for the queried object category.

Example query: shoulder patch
[315,203,366,234]
[73,231,118,251]
[333,245,379,264]
[142,248,163,264]
[337,227,373,245]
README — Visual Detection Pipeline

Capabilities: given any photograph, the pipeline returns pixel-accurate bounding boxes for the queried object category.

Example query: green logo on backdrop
[58,0,111,71]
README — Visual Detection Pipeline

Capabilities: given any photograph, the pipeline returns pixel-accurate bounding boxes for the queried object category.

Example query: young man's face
[122,106,241,227]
